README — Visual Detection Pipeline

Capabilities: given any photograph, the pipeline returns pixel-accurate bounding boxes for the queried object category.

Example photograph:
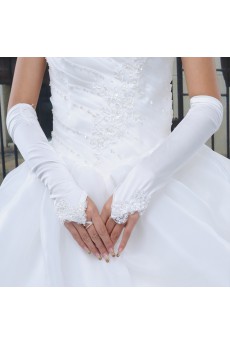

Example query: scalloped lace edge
[111,190,152,224]
[54,191,88,226]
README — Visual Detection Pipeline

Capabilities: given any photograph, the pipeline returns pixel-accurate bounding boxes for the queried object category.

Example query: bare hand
[100,195,140,256]
[64,196,115,262]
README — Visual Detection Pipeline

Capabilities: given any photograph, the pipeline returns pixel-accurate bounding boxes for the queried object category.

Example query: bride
[0,57,229,286]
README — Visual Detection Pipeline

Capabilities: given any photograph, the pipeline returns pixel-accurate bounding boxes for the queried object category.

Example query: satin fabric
[0,57,230,286]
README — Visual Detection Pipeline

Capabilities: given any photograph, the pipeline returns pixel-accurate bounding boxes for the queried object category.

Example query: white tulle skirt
[0,143,230,286]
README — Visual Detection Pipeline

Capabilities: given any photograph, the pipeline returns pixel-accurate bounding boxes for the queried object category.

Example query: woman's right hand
[64,196,116,262]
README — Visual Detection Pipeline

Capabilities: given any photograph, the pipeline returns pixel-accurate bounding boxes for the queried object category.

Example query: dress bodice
[46,57,175,175]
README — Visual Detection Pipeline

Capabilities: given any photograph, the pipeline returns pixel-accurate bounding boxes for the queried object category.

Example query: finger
[105,216,117,235]
[86,224,109,259]
[64,222,91,255]
[110,223,124,245]
[100,203,111,225]
[117,213,139,256]
[93,214,116,257]
[76,223,102,260]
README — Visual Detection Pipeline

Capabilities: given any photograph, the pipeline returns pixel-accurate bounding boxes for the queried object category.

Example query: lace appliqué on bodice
[48,57,148,162]
[47,57,174,170]
[88,58,147,153]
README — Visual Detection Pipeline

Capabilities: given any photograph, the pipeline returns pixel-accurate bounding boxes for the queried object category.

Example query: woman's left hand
[100,195,140,256]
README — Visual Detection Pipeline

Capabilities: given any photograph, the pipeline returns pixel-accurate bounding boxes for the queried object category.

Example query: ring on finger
[85,220,94,230]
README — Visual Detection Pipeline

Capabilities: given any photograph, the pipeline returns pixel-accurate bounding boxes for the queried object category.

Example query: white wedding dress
[0,57,230,287]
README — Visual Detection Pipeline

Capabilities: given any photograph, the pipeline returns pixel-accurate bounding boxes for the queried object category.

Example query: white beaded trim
[88,58,147,152]
[111,190,152,224]
[48,57,147,156]
[54,191,88,226]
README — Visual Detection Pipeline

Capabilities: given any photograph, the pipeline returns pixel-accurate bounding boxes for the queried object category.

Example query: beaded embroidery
[45,58,174,226]
[88,58,147,152]
[54,191,88,226]
[49,58,148,161]
[45,58,175,226]
[111,189,152,224]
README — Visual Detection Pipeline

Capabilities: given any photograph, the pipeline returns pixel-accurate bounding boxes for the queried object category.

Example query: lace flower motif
[111,190,152,224]
[54,191,88,226]
[89,58,147,153]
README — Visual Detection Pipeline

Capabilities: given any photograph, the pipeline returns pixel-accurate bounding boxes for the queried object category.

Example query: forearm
[6,103,88,225]
[139,95,223,187]
[111,95,223,224]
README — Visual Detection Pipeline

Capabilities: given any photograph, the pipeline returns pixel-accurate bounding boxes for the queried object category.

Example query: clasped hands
[64,195,140,263]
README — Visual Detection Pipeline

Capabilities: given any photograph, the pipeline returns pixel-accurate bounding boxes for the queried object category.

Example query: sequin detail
[88,58,147,153]
[54,191,88,226]
[46,57,174,167]
[111,190,152,224]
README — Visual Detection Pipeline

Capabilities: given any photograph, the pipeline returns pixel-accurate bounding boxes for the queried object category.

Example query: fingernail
[116,247,122,257]
[109,247,116,257]
[103,254,110,263]
[96,253,102,260]
[84,247,91,254]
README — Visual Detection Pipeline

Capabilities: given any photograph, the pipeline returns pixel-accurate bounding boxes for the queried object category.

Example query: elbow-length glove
[6,103,88,226]
[110,95,223,224]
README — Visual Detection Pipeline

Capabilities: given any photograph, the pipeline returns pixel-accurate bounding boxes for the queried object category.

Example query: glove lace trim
[54,191,88,226]
[111,190,151,224]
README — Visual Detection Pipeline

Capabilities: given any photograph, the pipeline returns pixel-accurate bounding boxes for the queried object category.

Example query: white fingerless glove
[111,95,223,224]
[6,103,88,226]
